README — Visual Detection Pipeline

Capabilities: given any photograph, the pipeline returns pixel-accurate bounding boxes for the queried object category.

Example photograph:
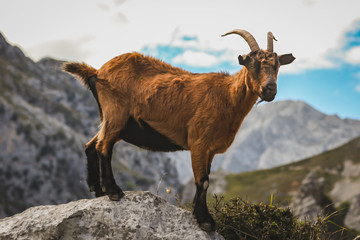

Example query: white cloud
[345,46,360,64]
[1,0,360,72]
[172,50,219,67]
[28,36,93,61]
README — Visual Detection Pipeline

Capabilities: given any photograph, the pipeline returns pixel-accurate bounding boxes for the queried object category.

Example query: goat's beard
[257,93,276,104]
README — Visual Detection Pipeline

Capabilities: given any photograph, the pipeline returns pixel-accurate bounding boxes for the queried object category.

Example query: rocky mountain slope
[0,191,224,240]
[0,32,181,218]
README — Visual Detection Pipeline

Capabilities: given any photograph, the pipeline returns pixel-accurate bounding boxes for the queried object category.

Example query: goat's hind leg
[85,134,104,197]
[96,119,127,201]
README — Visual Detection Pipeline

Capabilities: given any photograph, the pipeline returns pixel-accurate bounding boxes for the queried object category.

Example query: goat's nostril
[266,83,276,91]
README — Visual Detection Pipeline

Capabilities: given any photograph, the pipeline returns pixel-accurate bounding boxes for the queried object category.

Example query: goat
[63,29,295,232]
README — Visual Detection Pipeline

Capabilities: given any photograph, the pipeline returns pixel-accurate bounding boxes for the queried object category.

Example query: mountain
[0,32,181,218]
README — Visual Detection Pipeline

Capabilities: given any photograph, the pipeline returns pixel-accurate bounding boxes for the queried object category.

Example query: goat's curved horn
[267,32,277,52]
[221,29,260,52]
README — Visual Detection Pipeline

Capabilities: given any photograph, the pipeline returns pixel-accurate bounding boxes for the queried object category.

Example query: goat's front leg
[191,147,215,232]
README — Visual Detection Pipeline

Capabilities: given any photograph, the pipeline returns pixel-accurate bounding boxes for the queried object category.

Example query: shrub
[210,195,328,240]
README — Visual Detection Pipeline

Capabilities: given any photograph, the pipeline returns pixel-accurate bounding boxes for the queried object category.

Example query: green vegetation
[210,195,328,240]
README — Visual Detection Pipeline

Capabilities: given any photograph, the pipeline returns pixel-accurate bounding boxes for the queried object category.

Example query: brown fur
[63,47,294,231]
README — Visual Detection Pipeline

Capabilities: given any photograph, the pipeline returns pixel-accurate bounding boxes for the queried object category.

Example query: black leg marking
[85,140,104,197]
[97,151,124,201]
[193,175,215,232]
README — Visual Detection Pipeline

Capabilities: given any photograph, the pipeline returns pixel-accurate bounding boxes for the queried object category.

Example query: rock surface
[290,172,327,221]
[289,171,344,235]
[0,191,224,240]
[330,160,360,205]
[344,194,360,231]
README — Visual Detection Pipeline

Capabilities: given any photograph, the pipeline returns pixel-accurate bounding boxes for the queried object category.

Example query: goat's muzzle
[260,82,277,102]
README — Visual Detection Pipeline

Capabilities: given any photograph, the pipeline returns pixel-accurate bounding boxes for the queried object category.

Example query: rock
[290,171,327,221]
[344,194,360,231]
[0,191,223,240]
[330,160,360,205]
[289,171,347,237]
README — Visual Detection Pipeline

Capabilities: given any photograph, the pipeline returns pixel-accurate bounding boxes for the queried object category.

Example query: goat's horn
[221,29,260,52]
[267,32,277,52]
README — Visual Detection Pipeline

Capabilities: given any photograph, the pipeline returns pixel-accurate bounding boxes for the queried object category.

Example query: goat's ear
[238,55,251,66]
[279,53,296,65]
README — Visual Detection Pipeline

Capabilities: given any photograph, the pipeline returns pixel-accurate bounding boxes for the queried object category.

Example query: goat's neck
[229,67,258,118]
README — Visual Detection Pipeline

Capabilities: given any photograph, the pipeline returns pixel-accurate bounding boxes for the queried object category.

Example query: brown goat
[63,29,295,232]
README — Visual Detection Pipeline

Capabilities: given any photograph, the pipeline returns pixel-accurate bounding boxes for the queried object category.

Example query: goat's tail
[63,62,103,120]
[62,62,97,87]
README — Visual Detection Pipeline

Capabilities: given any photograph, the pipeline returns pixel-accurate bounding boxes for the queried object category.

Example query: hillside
[224,135,360,202]
[221,136,360,232]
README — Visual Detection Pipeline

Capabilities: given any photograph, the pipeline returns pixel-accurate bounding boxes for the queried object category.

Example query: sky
[1,0,360,119]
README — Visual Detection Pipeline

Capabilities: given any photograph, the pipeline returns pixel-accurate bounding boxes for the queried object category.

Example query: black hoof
[108,191,125,201]
[102,184,124,201]
[195,213,215,232]
[198,220,215,232]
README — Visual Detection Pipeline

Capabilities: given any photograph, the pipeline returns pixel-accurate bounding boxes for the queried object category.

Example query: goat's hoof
[199,222,215,232]
[196,214,215,232]
[108,191,125,201]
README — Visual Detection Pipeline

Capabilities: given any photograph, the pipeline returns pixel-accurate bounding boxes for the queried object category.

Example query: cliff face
[0,191,224,240]
[0,32,181,218]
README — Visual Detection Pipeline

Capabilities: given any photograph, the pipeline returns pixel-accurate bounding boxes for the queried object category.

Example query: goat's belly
[119,117,184,152]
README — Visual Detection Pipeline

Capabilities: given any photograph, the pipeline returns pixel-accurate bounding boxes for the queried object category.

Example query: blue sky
[1,0,360,119]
